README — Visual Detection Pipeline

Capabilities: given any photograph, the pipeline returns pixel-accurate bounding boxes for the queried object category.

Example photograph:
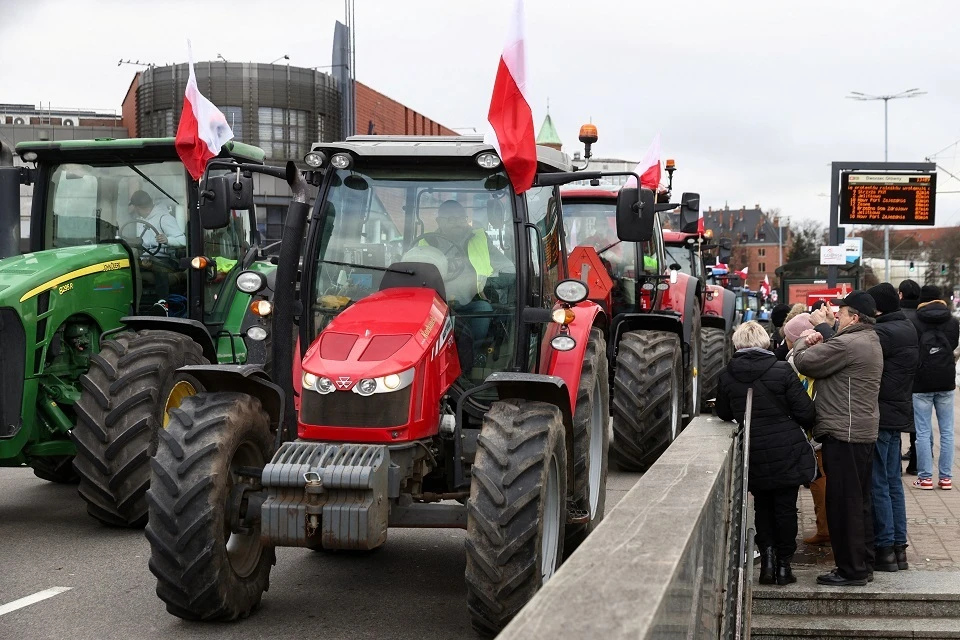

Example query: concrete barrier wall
[499,416,738,639]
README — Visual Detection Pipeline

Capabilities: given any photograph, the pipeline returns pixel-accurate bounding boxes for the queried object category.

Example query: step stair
[751,568,960,639]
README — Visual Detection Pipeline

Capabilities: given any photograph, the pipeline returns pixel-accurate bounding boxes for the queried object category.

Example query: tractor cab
[14,138,264,320]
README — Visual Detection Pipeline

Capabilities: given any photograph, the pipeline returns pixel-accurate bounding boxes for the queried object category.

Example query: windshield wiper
[113,155,181,206]
[321,260,414,275]
[597,239,621,256]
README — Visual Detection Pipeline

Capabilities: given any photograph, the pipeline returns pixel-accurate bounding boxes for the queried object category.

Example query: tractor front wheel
[146,392,274,621]
[564,327,609,555]
[72,330,205,527]
[611,330,683,472]
[465,399,567,636]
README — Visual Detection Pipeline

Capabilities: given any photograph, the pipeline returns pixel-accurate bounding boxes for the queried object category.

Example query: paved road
[0,465,642,640]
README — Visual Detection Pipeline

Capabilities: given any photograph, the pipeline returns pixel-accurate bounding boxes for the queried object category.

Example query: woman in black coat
[716,321,818,586]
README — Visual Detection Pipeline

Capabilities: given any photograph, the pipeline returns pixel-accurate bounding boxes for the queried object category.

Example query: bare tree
[787,219,825,263]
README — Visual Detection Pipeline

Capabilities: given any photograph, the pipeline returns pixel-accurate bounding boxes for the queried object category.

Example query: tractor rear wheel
[682,311,702,425]
[72,330,205,527]
[32,455,80,484]
[465,399,567,636]
[564,327,609,555]
[146,392,274,621]
[699,327,727,408]
[611,330,682,472]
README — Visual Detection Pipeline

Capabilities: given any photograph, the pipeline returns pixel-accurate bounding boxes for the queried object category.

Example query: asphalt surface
[0,465,642,640]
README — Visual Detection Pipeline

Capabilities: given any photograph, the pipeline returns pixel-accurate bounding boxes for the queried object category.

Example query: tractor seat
[379,262,446,300]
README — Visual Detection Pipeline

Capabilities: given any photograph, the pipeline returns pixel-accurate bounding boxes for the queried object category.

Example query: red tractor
[560,182,702,471]
[662,225,737,406]
[144,136,657,634]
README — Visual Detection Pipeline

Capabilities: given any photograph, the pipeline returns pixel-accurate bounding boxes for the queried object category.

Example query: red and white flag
[760,274,771,298]
[625,133,662,190]
[735,266,749,281]
[175,41,234,181]
[485,0,537,194]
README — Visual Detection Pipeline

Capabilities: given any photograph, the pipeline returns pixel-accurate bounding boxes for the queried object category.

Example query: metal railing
[721,388,754,640]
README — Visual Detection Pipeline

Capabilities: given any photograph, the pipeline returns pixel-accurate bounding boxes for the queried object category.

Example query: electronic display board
[839,172,936,226]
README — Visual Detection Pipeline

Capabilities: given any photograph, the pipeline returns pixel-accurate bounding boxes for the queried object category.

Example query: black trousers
[821,438,875,580]
[753,486,800,561]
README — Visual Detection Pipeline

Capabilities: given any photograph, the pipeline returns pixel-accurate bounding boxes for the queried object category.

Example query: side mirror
[199,174,254,229]
[616,187,656,242]
[679,191,700,234]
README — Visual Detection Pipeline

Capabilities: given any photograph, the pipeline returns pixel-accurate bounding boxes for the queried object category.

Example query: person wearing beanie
[898,278,922,473]
[775,304,834,361]
[867,283,918,573]
[912,284,960,493]
[770,303,793,352]
[793,290,883,586]
[783,313,831,546]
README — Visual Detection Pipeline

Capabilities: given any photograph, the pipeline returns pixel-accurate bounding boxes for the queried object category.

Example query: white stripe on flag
[0,587,72,617]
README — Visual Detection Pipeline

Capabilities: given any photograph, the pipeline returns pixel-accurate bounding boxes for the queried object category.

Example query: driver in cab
[419,199,514,346]
[128,190,186,252]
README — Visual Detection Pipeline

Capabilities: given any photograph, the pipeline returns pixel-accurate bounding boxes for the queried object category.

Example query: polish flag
[485,0,537,194]
[735,266,749,281]
[760,274,771,298]
[625,133,662,190]
[175,41,234,181]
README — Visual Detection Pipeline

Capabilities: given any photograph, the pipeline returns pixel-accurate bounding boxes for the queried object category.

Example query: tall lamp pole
[847,88,926,282]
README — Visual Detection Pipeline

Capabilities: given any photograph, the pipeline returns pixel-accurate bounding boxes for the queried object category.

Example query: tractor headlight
[330,153,353,170]
[357,378,377,396]
[551,335,576,351]
[350,367,415,395]
[236,270,267,294]
[302,372,318,390]
[304,151,326,167]
[476,152,502,169]
[246,326,268,341]
[555,279,589,304]
[317,377,335,394]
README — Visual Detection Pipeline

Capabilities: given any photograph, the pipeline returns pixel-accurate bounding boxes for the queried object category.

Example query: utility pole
[847,88,926,282]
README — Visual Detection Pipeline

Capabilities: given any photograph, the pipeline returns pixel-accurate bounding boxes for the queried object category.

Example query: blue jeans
[913,391,955,481]
[872,429,907,547]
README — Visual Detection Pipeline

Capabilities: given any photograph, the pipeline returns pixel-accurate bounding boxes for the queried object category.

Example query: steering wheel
[119,218,164,256]
[412,233,468,279]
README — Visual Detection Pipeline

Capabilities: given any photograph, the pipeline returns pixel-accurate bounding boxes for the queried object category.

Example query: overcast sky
[3,0,960,228]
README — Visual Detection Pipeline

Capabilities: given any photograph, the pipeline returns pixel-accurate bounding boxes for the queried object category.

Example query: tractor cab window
[310,166,518,387]
[665,244,697,278]
[202,208,255,325]
[44,160,190,315]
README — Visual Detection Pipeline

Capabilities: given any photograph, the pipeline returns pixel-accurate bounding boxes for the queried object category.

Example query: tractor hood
[301,287,451,391]
[0,243,131,306]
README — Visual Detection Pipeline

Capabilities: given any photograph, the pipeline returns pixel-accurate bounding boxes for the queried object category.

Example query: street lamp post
[847,88,926,282]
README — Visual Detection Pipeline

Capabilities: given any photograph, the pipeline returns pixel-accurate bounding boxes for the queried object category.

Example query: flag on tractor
[175,41,234,181]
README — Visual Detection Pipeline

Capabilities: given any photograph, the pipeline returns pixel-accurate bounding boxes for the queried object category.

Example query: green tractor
[0,137,280,526]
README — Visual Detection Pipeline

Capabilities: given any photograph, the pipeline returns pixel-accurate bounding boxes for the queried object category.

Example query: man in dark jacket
[793,291,883,586]
[911,285,960,491]
[867,283,918,573]
[770,303,792,353]
[899,279,922,474]
[717,321,817,586]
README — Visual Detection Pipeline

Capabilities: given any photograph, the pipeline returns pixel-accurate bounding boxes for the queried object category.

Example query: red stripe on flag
[487,57,537,194]
[175,95,216,181]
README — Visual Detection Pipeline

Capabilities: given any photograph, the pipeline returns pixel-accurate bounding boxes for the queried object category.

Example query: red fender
[538,300,605,413]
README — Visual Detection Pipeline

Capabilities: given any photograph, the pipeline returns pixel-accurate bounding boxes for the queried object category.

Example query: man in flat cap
[793,291,884,586]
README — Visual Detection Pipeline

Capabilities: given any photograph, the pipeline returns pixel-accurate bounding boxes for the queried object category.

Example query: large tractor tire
[146,393,275,621]
[611,330,683,472]
[564,327,609,556]
[682,311,702,425]
[699,327,727,408]
[465,399,567,636]
[32,455,80,484]
[72,330,206,527]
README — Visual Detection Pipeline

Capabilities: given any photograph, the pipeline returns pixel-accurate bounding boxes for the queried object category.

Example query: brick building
[666,204,791,291]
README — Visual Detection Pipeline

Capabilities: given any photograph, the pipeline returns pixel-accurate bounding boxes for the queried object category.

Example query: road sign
[839,172,936,226]
[844,237,863,263]
[820,245,846,265]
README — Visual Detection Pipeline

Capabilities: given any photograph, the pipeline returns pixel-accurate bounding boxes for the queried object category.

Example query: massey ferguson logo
[336,376,352,389]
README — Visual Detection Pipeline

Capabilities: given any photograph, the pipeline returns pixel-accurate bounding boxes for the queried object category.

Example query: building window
[258,107,311,159]
[758,247,765,257]
[759,262,766,272]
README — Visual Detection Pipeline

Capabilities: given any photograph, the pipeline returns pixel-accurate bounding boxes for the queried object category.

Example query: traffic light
[909,260,915,272]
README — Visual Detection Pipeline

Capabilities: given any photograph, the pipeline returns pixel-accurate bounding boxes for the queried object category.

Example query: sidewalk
[794,393,960,571]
